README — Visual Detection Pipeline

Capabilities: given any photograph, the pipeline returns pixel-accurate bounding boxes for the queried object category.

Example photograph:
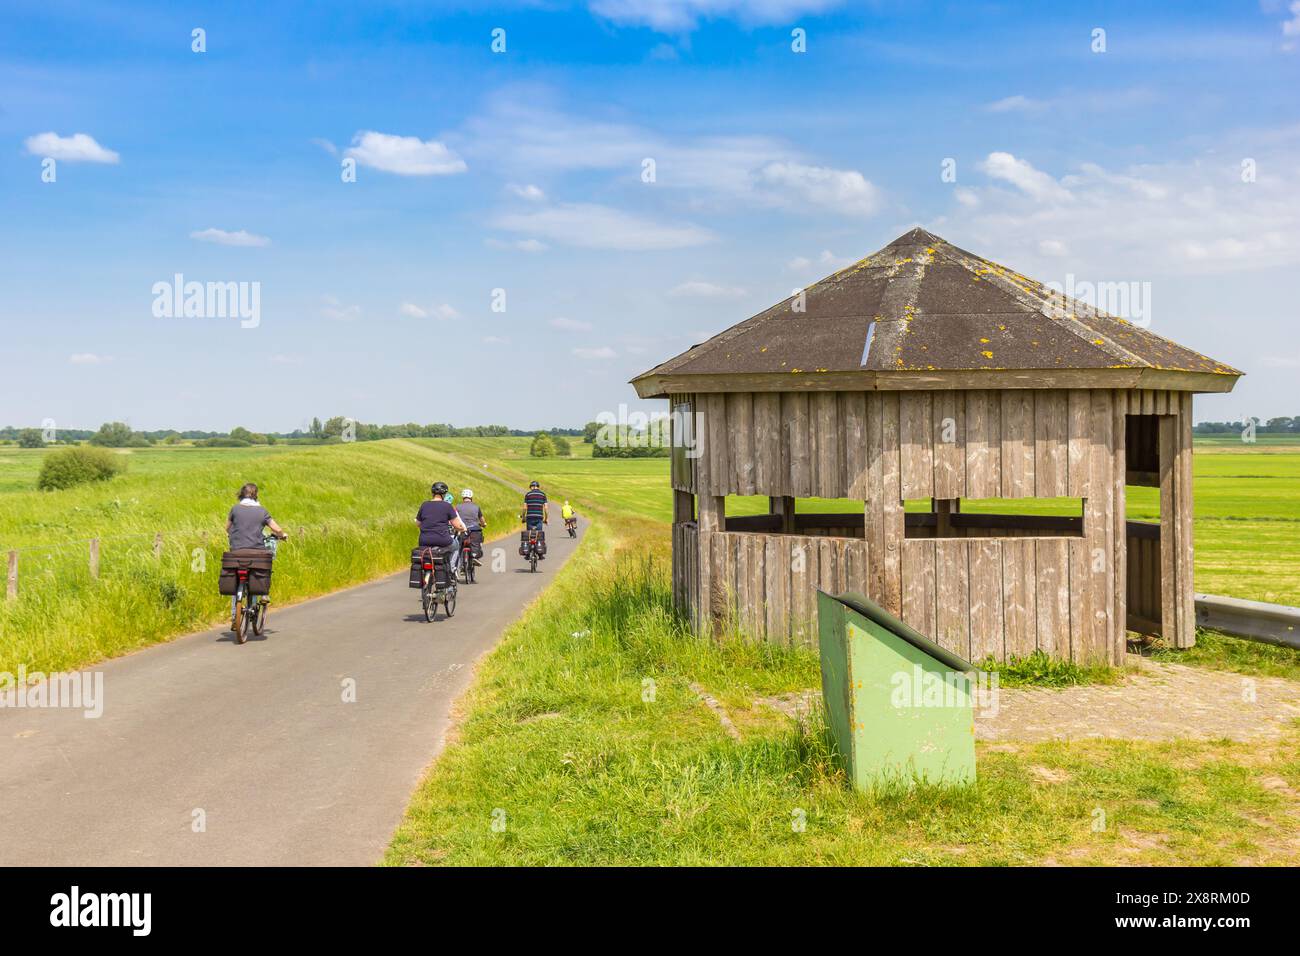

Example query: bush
[530,433,556,457]
[17,428,45,448]
[36,446,127,490]
[551,434,572,457]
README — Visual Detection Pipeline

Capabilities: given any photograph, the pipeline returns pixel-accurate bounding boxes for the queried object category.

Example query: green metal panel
[817,591,977,789]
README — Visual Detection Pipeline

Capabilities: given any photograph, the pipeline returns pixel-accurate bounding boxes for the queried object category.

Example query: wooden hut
[632,228,1241,663]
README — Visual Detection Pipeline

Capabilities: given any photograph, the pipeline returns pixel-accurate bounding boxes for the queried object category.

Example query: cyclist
[416,481,467,577]
[225,482,287,615]
[457,489,486,564]
[519,479,548,559]
[561,500,577,533]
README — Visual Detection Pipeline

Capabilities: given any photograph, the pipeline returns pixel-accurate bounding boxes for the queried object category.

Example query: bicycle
[523,528,543,573]
[418,546,457,622]
[565,517,577,538]
[459,531,479,584]
[230,533,284,644]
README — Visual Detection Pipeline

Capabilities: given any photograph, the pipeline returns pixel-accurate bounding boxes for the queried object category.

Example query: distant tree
[551,434,572,457]
[17,428,44,448]
[529,433,557,458]
[229,426,255,443]
[163,433,184,445]
[322,416,348,439]
[582,421,601,443]
[89,421,136,448]
[310,417,323,439]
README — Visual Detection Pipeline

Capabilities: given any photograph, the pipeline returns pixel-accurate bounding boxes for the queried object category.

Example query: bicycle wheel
[422,582,435,622]
[530,553,538,573]
[252,599,266,636]
[444,589,457,618]
[238,597,252,644]
[233,587,248,643]
[466,556,476,583]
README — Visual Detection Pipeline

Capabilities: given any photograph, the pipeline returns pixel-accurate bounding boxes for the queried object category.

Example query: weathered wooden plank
[705,393,731,496]
[1177,392,1196,647]
[784,392,811,497]
[727,392,754,496]
[1034,389,1069,497]
[934,539,970,657]
[1140,389,1155,415]
[752,392,780,495]
[1067,388,1090,498]
[864,393,884,600]
[1000,390,1035,497]
[1158,414,1177,647]
[967,540,1003,663]
[818,537,840,597]
[932,390,965,499]
[1067,537,1093,663]
[788,536,814,646]
[879,393,904,614]
[964,389,1001,499]
[1112,391,1128,659]
[1034,538,1069,658]
[1003,538,1037,659]
[843,538,869,597]
[811,391,839,498]
[840,392,868,499]
[1086,389,1115,662]
[765,535,788,645]
[899,392,934,499]
[901,539,936,638]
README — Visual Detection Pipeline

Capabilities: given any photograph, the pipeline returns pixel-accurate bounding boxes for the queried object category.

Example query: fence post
[89,538,100,579]
[6,550,16,601]
[154,532,163,558]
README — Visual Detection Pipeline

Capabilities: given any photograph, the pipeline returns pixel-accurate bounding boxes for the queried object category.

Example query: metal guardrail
[1195,593,1300,650]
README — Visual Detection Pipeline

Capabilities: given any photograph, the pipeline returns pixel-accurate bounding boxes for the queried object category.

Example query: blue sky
[3,0,1298,432]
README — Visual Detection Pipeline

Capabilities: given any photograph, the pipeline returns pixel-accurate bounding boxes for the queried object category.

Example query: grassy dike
[386,516,1300,866]
[0,439,520,674]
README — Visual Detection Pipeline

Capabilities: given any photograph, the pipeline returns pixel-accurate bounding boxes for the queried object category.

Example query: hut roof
[632,228,1241,398]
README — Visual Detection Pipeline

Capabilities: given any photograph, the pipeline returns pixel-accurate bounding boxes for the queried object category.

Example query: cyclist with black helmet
[416,481,467,572]
[519,479,549,559]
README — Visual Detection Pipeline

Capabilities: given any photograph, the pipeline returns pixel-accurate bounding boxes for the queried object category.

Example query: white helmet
[461,489,474,499]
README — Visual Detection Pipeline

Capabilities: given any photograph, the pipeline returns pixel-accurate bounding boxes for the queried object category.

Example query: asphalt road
[0,517,586,866]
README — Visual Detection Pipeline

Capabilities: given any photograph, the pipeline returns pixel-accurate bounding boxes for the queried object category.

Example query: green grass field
[0,440,522,673]
[386,516,1300,866]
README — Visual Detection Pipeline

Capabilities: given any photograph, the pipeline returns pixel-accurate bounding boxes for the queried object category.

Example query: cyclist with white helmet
[457,488,486,564]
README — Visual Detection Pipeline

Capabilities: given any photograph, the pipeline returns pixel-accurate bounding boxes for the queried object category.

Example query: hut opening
[634,228,1241,664]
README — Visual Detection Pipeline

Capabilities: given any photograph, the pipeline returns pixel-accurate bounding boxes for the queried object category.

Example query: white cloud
[399,302,428,319]
[189,228,270,247]
[69,353,111,365]
[402,302,459,319]
[939,133,1300,275]
[344,131,467,176]
[573,346,617,360]
[483,335,510,345]
[270,354,304,365]
[487,237,549,253]
[550,317,593,332]
[321,296,361,321]
[1283,1,1300,51]
[24,132,119,163]
[669,280,748,298]
[588,0,843,33]
[979,152,1072,204]
[311,137,338,156]
[494,202,714,251]
[756,161,880,216]
[985,95,1046,113]
[465,98,880,218]
[507,183,546,201]
[954,187,980,208]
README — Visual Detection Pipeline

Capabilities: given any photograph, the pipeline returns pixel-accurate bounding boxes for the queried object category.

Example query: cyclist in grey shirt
[458,489,486,561]
[227,482,288,550]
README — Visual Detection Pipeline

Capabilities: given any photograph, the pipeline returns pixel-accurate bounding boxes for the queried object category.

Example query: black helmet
[529,480,540,489]
[432,481,449,496]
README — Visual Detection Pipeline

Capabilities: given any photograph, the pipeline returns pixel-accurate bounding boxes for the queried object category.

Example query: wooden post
[6,550,16,601]
[153,532,163,559]
[769,496,795,533]
[89,538,100,579]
